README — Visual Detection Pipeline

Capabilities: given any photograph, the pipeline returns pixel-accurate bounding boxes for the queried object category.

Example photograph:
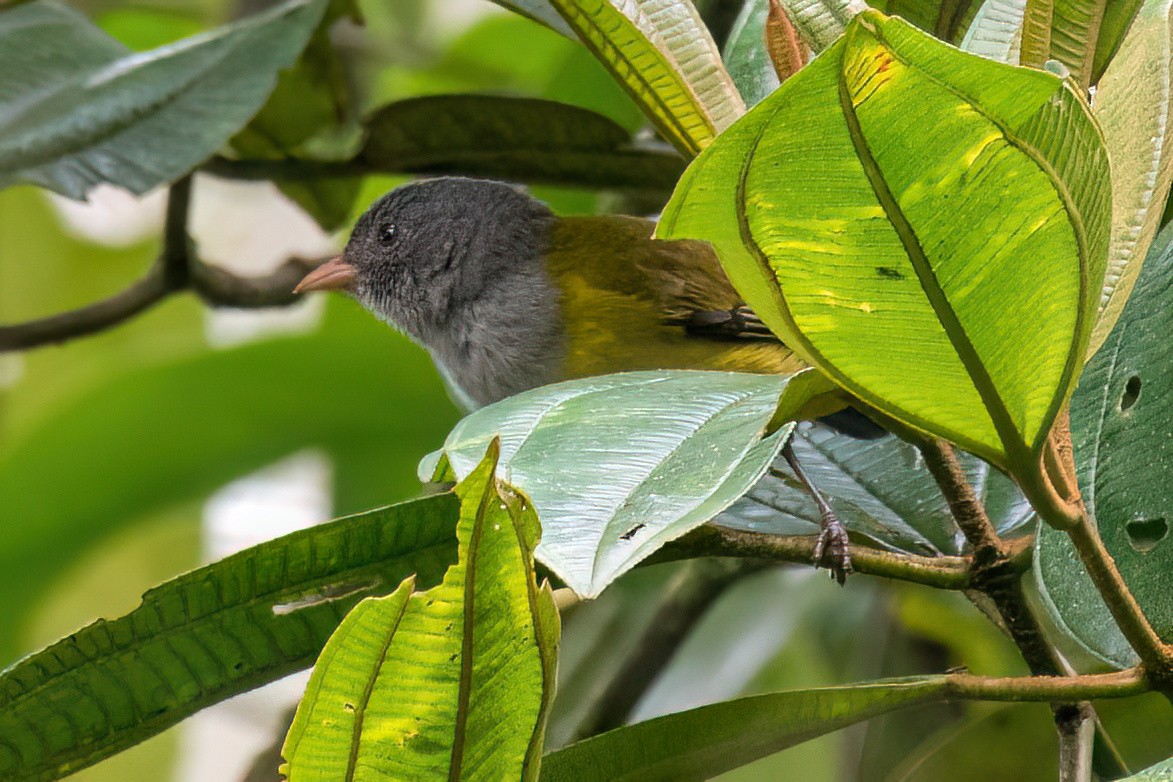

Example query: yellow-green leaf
[282,443,559,781]
[1087,0,1173,359]
[547,0,744,156]
[658,10,1111,473]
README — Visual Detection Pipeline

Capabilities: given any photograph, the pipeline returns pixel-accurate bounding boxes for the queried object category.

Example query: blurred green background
[3,0,1172,779]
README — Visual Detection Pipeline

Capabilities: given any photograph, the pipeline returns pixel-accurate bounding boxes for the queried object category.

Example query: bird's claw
[812,519,853,586]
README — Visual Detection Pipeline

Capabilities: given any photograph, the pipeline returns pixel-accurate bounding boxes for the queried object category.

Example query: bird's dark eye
[378,224,396,244]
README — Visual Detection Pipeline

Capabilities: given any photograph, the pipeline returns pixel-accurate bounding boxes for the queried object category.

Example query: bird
[295,176,879,581]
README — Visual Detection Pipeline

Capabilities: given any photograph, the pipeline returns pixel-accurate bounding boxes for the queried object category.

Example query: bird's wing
[547,215,769,334]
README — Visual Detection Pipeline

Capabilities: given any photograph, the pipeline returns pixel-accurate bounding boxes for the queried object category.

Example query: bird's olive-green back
[546,215,807,379]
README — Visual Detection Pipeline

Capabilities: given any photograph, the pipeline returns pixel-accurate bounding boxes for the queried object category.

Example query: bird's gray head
[294,176,554,343]
[294,176,566,407]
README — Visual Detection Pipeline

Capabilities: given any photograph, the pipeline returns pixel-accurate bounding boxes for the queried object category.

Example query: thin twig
[0,174,332,353]
[0,178,194,352]
[653,525,979,590]
[943,667,1147,702]
[0,267,173,351]
[191,256,322,308]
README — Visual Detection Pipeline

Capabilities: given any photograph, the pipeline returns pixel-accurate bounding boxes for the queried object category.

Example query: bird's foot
[812,516,853,586]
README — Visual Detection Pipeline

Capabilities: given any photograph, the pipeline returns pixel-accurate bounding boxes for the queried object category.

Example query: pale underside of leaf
[423,371,792,597]
[960,0,1026,63]
[634,0,746,132]
[1087,0,1173,359]
[778,0,869,52]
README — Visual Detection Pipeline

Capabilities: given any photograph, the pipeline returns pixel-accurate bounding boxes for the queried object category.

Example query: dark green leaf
[1036,222,1173,667]
[357,95,684,194]
[723,0,780,107]
[0,300,459,663]
[868,0,980,40]
[0,494,459,781]
[540,677,945,781]
[0,0,326,198]
[0,2,128,103]
[720,423,1034,556]
[230,0,363,231]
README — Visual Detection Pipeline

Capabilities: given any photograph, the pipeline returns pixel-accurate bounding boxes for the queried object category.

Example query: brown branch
[0,266,174,352]
[918,439,1061,677]
[0,173,331,352]
[943,667,1147,702]
[654,525,980,590]
[0,177,194,352]
[190,256,321,309]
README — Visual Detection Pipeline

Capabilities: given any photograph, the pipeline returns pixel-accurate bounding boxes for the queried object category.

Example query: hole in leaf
[1126,517,1167,553]
[271,578,382,615]
[1121,375,1141,411]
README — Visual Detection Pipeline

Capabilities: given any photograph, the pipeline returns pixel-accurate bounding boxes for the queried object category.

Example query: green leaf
[1087,0,1173,359]
[724,0,781,107]
[0,0,326,198]
[720,423,1034,556]
[776,0,867,51]
[868,0,980,40]
[959,0,1025,63]
[0,2,128,102]
[357,95,684,194]
[546,0,745,156]
[1122,757,1173,780]
[885,704,1059,781]
[540,676,945,781]
[658,11,1111,475]
[420,370,795,597]
[283,444,559,781]
[230,0,363,231]
[0,300,459,664]
[1049,0,1142,86]
[0,494,460,781]
[1035,221,1173,668]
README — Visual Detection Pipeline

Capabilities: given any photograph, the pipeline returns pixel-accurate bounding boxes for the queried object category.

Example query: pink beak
[293,255,357,294]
